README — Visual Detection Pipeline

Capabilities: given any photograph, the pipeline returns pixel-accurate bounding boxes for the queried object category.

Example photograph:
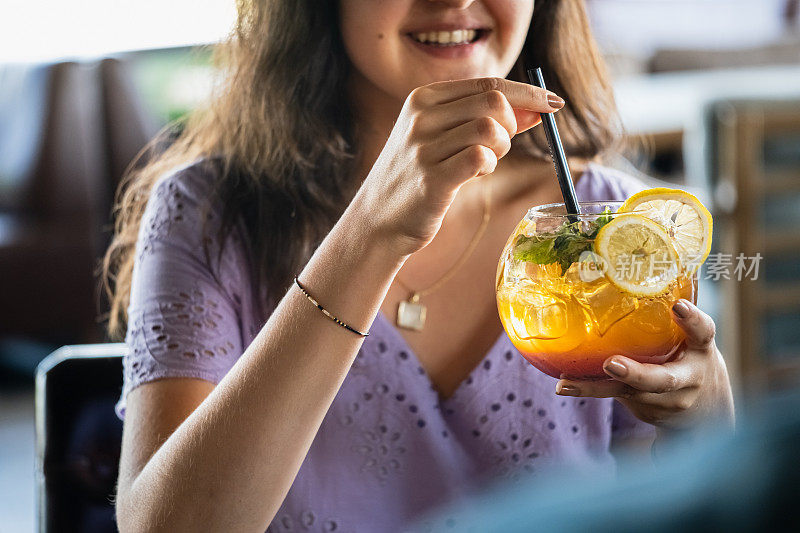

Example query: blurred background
[1,1,799,531]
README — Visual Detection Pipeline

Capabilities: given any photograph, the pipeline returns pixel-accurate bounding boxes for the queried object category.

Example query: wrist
[296,210,406,337]
[343,189,415,263]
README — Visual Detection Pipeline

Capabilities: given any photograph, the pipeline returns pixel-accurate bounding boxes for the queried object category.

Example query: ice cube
[630,299,670,334]
[525,261,561,280]
[560,252,608,287]
[502,252,529,284]
[509,284,568,340]
[573,278,638,335]
[563,262,584,286]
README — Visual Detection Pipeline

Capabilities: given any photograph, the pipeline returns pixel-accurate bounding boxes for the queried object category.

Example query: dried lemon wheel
[619,188,713,273]
[594,214,681,297]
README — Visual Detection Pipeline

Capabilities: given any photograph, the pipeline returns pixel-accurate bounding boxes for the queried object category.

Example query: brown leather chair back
[0,57,157,343]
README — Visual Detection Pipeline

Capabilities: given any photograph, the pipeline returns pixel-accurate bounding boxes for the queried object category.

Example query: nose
[427,0,476,8]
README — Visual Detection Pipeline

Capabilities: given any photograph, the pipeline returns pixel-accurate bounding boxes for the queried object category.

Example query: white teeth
[411,29,479,45]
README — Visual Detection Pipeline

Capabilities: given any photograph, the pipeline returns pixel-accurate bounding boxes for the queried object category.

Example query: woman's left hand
[555,299,735,431]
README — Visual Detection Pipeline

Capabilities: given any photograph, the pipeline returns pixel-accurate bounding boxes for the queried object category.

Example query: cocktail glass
[496,201,696,380]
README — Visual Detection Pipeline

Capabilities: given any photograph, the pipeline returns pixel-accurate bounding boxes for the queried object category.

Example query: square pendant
[397,300,427,331]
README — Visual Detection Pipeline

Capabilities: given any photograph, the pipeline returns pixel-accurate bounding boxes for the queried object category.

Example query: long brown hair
[102,0,619,339]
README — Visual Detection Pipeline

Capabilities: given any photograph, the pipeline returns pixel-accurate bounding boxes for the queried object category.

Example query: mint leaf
[513,224,594,272]
[513,234,558,264]
[596,206,613,229]
[587,206,614,240]
[511,209,615,273]
[553,230,593,271]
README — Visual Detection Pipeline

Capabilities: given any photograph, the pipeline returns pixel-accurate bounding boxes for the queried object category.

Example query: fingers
[555,356,695,396]
[556,356,700,412]
[555,376,685,408]
[556,379,638,399]
[513,109,542,133]
[403,77,555,184]
[671,299,716,351]
[555,356,695,397]
[438,145,498,179]
[601,356,695,393]
[429,90,519,136]
[551,303,720,429]
[424,117,512,163]
[419,87,541,136]
[400,77,557,189]
[556,377,697,415]
[416,77,564,113]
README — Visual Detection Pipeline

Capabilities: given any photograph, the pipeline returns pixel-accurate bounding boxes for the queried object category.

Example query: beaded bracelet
[294,277,369,337]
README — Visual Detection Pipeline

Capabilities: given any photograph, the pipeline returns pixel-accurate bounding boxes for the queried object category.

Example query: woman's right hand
[356,77,564,256]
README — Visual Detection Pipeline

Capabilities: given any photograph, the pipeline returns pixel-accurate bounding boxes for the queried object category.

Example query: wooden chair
[706,98,800,394]
[0,57,157,349]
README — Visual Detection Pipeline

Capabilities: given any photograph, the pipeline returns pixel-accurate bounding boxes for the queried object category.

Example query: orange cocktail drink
[496,193,710,380]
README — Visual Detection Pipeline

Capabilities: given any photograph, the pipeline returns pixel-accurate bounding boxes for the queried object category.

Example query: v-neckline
[368,165,597,402]
[373,310,510,403]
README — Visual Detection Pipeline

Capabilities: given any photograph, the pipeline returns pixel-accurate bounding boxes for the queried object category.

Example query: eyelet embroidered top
[116,160,654,532]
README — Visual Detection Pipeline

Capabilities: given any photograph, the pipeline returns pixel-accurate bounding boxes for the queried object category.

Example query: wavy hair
[102,0,619,339]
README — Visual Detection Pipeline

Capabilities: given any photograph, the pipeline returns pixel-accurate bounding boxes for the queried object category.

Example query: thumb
[513,109,542,134]
[671,299,716,351]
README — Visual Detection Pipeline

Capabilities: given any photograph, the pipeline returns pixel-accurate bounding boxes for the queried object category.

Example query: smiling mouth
[408,29,488,46]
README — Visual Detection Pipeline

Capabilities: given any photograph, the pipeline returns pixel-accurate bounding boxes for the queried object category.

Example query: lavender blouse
[116,160,653,532]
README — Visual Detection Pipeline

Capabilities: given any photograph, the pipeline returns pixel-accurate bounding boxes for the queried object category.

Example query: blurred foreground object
[35,344,125,533]
[417,388,800,532]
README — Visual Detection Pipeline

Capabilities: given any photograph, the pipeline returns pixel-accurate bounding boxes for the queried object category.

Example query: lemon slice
[594,214,681,297]
[619,188,713,273]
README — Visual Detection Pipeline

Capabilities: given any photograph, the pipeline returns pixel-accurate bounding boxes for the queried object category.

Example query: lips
[404,26,491,61]
[409,29,485,46]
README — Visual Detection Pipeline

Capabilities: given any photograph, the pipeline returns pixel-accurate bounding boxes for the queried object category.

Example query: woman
[105,1,735,531]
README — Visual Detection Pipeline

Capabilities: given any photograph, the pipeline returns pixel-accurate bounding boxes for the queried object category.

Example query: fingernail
[673,299,691,319]
[605,360,628,377]
[556,384,580,396]
[547,93,565,110]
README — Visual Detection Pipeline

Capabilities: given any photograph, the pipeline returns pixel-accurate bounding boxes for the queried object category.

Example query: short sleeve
[115,162,250,419]
[611,400,656,445]
[578,163,647,202]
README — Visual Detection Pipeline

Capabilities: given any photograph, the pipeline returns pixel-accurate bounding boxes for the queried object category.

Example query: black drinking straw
[527,67,581,223]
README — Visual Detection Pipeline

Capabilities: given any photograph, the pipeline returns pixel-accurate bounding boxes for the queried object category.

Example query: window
[588,0,789,54]
[0,0,235,63]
